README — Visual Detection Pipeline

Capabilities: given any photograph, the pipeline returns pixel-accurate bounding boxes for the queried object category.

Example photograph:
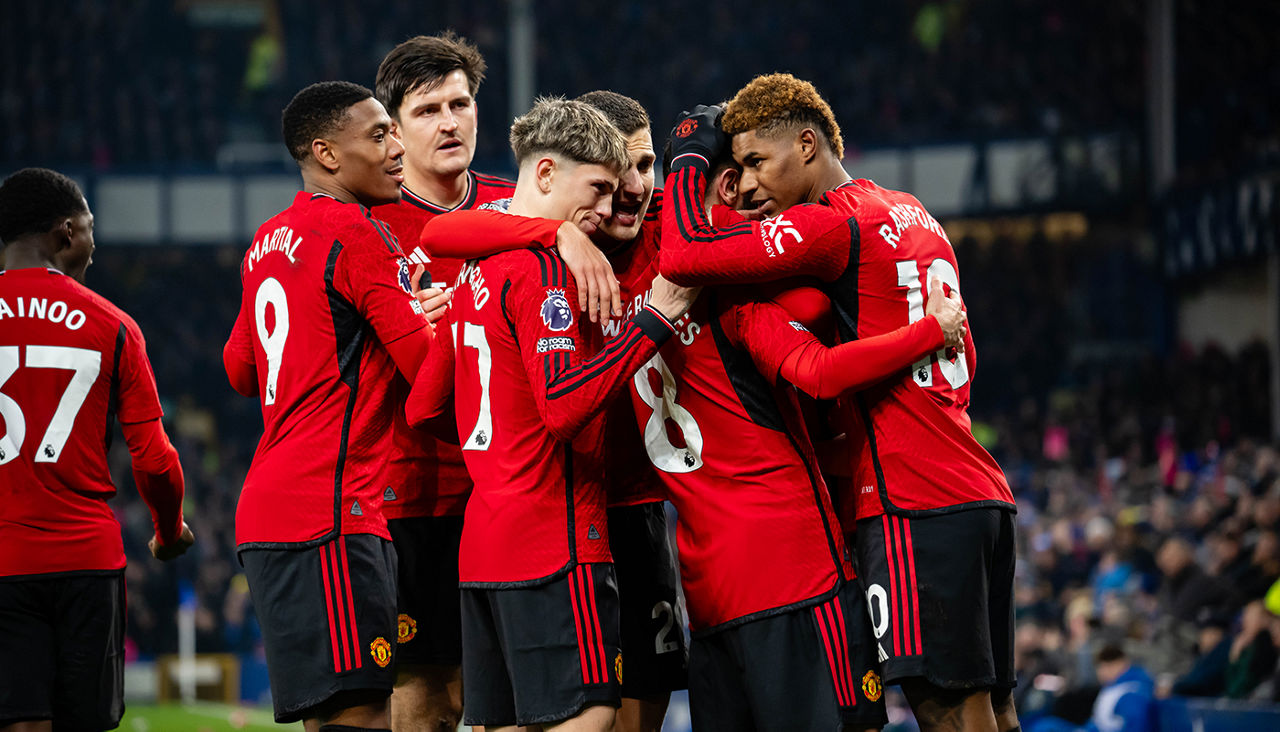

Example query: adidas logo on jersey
[383,487,397,501]
[587,524,601,540]
[406,247,431,266]
[350,500,363,516]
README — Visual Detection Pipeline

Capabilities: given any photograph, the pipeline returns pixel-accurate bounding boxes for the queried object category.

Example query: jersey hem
[688,577,843,639]
[866,499,1018,520]
[0,567,125,582]
[458,556,585,590]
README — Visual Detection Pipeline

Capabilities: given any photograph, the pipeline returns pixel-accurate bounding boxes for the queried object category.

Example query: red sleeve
[421,209,560,259]
[777,316,945,398]
[660,165,854,285]
[513,252,675,442]
[223,303,258,397]
[116,321,164,425]
[406,310,457,427]
[121,418,185,545]
[335,222,432,374]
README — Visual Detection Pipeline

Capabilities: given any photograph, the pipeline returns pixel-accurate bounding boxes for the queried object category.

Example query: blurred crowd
[4,0,1276,179]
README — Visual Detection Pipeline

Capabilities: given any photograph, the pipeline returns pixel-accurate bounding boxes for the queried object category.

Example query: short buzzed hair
[509,97,629,173]
[0,168,87,245]
[722,73,844,158]
[281,81,374,162]
[575,90,649,136]
[376,31,487,120]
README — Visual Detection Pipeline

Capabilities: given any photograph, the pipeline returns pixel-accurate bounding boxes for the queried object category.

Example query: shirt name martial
[247,225,302,272]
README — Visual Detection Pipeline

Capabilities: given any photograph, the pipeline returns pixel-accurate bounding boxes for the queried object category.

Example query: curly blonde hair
[721,73,844,159]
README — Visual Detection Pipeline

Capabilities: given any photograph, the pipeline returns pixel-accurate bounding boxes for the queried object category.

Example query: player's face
[548,161,617,237]
[596,127,656,244]
[63,203,95,283]
[732,129,810,217]
[334,97,405,207]
[393,70,477,183]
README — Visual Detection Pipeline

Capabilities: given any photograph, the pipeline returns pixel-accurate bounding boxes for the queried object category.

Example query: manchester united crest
[614,652,624,684]
[370,637,393,667]
[861,669,883,702]
[397,613,417,644]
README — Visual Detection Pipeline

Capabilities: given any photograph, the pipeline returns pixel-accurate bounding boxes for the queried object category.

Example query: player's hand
[665,105,727,181]
[925,277,966,351]
[556,221,621,326]
[649,274,701,322]
[150,522,195,561]
[410,264,452,325]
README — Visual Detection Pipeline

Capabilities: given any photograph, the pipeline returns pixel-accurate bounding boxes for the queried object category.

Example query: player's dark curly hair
[0,168,87,245]
[576,90,649,136]
[376,31,487,120]
[722,73,844,158]
[282,81,374,162]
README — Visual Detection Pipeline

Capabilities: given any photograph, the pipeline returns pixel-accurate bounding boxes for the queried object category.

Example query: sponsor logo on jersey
[370,637,392,667]
[541,288,574,331]
[614,652,624,684]
[862,669,883,702]
[788,320,808,332]
[536,336,575,353]
[397,614,417,644]
[760,214,802,257]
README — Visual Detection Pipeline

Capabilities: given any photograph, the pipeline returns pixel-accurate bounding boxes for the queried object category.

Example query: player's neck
[811,157,852,202]
[404,164,469,210]
[507,180,545,218]
[2,240,58,271]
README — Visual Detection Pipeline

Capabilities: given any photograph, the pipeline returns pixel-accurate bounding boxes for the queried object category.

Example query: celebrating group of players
[0,29,1019,732]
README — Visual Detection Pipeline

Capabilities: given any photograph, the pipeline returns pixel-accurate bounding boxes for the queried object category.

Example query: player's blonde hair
[510,97,630,173]
[722,73,844,159]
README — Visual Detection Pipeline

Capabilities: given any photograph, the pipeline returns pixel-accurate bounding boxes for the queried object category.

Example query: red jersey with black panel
[416,237,674,586]
[661,166,1013,518]
[621,270,854,633]
[227,192,429,548]
[0,268,180,576]
[371,171,514,519]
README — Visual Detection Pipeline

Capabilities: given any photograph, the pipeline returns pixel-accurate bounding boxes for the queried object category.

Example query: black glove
[664,104,727,181]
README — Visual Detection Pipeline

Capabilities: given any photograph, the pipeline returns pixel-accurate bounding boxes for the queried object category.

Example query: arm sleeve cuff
[636,305,677,346]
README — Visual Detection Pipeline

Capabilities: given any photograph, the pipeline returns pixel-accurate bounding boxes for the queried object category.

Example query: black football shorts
[241,534,398,722]
[0,571,125,729]
[387,514,464,667]
[687,581,888,731]
[856,507,1017,690]
[461,562,621,726]
[608,501,689,698]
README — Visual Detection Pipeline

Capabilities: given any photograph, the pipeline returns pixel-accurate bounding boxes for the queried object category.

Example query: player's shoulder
[472,170,516,203]
[54,273,142,337]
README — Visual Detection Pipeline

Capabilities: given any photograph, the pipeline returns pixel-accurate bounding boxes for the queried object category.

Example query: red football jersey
[227,192,429,547]
[416,196,669,508]
[371,171,514,519]
[0,268,175,575]
[421,239,674,585]
[662,166,1014,518]
[619,265,853,631]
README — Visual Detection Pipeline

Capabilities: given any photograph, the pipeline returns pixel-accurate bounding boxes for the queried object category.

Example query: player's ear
[716,167,741,208]
[797,128,818,164]
[535,157,556,194]
[311,138,340,173]
[388,118,401,138]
